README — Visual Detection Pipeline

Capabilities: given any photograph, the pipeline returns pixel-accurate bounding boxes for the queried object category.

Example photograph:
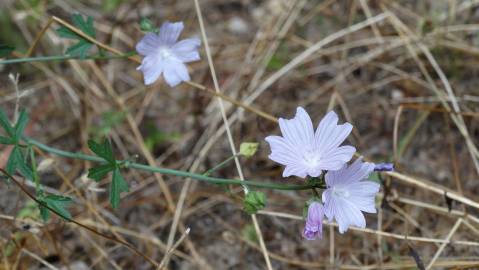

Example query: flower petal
[136,33,161,55]
[314,111,353,155]
[137,56,164,85]
[159,21,184,45]
[325,157,373,187]
[279,107,315,149]
[334,199,366,233]
[172,38,201,63]
[163,60,190,87]
[265,135,311,178]
[346,181,380,213]
[318,145,356,171]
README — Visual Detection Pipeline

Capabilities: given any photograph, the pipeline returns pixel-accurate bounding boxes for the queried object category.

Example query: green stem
[24,137,324,191]
[0,52,136,65]
[203,154,239,176]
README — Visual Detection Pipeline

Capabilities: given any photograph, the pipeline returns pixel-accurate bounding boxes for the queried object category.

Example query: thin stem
[0,53,136,65]
[203,154,240,176]
[23,137,324,191]
[0,168,159,268]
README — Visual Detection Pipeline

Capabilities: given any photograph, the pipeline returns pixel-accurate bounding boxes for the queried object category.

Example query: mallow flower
[303,201,324,240]
[322,158,380,233]
[265,107,356,178]
[136,21,201,87]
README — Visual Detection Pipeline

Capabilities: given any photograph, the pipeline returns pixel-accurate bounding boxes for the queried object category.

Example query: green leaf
[0,135,14,145]
[7,146,33,181]
[56,13,96,59]
[140,17,156,33]
[39,203,49,222]
[0,108,14,137]
[88,163,115,181]
[65,40,93,59]
[14,109,28,141]
[88,139,114,163]
[243,191,266,214]
[110,168,129,209]
[39,195,73,222]
[239,142,259,158]
[0,44,14,57]
[6,146,19,175]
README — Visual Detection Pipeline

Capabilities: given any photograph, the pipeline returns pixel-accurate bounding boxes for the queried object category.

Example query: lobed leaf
[39,195,73,222]
[14,109,29,141]
[110,168,129,209]
[88,163,115,182]
[0,108,14,138]
[88,139,115,163]
[56,13,96,59]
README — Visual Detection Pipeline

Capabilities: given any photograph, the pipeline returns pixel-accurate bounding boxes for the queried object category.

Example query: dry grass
[1,0,479,269]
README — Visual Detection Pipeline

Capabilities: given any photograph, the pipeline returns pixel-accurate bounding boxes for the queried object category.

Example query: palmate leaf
[88,139,114,163]
[88,163,115,182]
[6,146,33,181]
[110,168,129,209]
[14,110,29,141]
[56,13,96,59]
[39,195,72,222]
[0,108,15,138]
[87,139,129,209]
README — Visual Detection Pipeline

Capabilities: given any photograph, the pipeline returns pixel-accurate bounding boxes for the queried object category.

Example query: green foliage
[0,44,14,57]
[0,109,33,181]
[140,17,158,33]
[239,142,259,158]
[38,194,72,222]
[243,191,266,214]
[110,168,129,209]
[56,13,96,59]
[87,139,129,209]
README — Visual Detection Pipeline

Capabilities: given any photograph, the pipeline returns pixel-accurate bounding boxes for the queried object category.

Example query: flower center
[303,150,320,167]
[158,47,173,59]
[332,187,350,198]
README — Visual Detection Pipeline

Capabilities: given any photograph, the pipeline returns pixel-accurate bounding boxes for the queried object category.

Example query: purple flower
[303,202,324,240]
[374,163,394,172]
[322,158,380,233]
[265,107,356,178]
[136,21,201,87]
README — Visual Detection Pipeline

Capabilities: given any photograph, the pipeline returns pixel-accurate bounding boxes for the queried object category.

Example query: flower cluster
[266,107,392,239]
[134,21,393,240]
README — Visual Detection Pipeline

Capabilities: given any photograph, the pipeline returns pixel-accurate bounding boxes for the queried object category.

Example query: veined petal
[163,60,190,87]
[334,199,366,233]
[172,38,201,63]
[137,56,164,85]
[279,107,315,149]
[314,111,353,154]
[159,21,184,45]
[136,33,161,55]
[318,145,356,171]
[325,157,373,187]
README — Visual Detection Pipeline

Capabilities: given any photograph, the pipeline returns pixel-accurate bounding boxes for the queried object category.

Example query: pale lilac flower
[303,201,324,240]
[265,107,356,178]
[136,21,201,87]
[374,163,394,172]
[322,158,380,233]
